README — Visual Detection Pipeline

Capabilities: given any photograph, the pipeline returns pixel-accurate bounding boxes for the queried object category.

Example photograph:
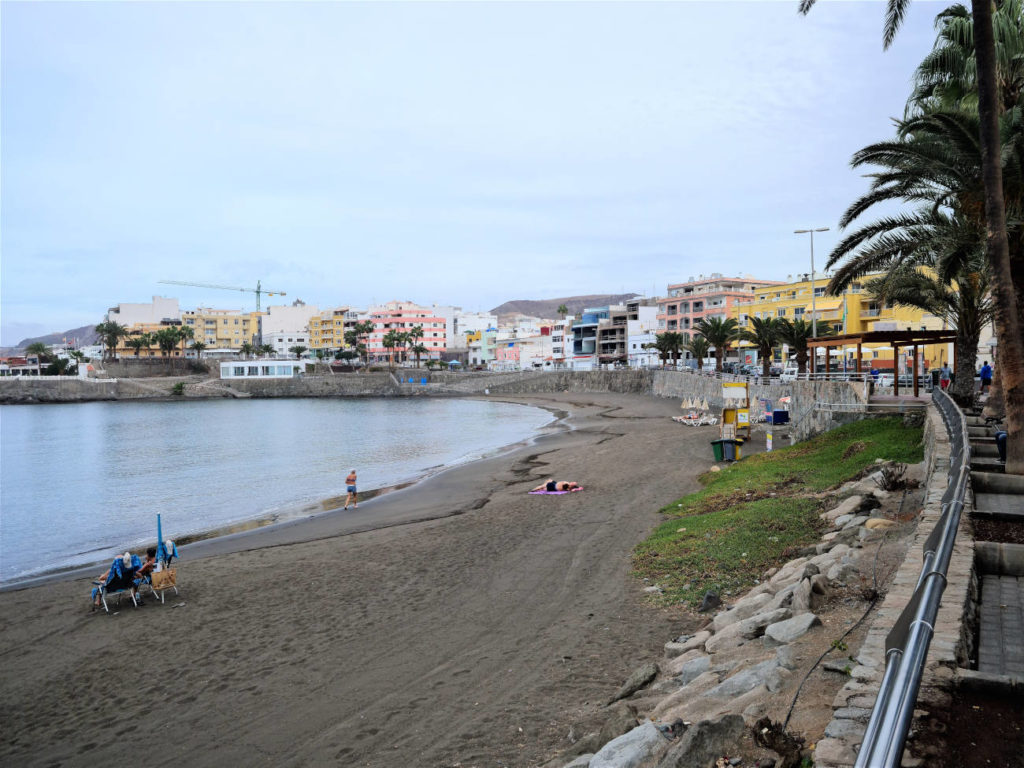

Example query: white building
[107,297,180,326]
[261,301,320,337]
[220,360,304,379]
[264,331,313,357]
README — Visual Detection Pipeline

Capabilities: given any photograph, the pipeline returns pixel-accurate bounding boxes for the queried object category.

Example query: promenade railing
[853,388,970,768]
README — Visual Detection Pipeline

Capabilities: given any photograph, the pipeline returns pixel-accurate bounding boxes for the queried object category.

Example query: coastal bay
[0,392,719,767]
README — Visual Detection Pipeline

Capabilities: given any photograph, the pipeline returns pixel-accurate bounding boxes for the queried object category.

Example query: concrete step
[969,426,993,438]
[972,443,1001,458]
[972,472,1024,520]
[972,458,1005,474]
[977,573,1024,677]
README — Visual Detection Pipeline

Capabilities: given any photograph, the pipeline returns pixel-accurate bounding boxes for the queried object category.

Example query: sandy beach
[0,392,723,768]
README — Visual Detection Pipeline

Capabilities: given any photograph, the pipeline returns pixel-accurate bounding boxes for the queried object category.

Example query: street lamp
[794,227,830,338]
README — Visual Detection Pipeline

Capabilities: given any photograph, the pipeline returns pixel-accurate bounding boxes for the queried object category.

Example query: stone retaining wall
[813,403,974,768]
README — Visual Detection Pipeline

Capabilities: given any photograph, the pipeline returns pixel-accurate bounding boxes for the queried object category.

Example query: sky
[1,0,949,345]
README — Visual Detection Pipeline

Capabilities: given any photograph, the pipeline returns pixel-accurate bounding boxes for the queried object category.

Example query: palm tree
[694,317,739,372]
[779,318,834,375]
[800,0,1023,473]
[648,333,675,366]
[239,342,255,360]
[25,342,50,362]
[190,340,207,359]
[288,345,308,360]
[259,343,275,358]
[94,321,128,361]
[410,343,428,368]
[381,330,401,368]
[125,334,151,358]
[739,317,783,378]
[684,335,711,371]
[153,328,181,362]
[557,304,569,320]
[866,259,994,402]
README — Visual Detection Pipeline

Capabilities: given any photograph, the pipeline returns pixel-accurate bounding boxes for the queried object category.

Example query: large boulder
[705,658,783,698]
[656,714,747,768]
[664,631,711,659]
[705,608,792,653]
[763,613,822,647]
[711,592,773,632]
[590,721,669,768]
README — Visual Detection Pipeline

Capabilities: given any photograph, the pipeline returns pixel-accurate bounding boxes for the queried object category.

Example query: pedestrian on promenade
[939,363,951,391]
[344,469,358,509]
[979,361,993,394]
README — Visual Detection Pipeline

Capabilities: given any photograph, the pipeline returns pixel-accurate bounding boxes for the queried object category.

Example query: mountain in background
[8,324,99,353]
[489,293,641,322]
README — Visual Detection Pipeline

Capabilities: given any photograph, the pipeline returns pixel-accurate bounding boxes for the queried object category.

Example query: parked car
[779,366,799,383]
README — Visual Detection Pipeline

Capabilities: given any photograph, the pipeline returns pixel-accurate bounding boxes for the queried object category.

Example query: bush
[171,382,186,396]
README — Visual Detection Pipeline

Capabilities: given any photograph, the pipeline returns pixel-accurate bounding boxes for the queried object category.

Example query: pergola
[807,330,957,397]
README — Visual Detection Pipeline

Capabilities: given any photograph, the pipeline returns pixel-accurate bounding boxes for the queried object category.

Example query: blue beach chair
[91,553,142,613]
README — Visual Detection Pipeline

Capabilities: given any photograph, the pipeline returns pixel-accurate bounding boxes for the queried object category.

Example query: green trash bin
[710,439,726,462]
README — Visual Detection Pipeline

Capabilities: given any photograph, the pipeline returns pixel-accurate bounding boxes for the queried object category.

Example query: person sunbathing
[532,479,581,492]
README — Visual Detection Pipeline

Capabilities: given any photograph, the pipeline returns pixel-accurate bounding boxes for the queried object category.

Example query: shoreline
[0,396,571,591]
[0,391,720,768]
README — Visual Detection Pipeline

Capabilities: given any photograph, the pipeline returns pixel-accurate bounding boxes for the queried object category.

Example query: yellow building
[114,322,185,358]
[730,275,947,369]
[308,307,352,351]
[181,308,263,351]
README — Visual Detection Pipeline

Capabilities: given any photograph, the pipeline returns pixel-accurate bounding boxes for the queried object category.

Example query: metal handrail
[854,389,970,767]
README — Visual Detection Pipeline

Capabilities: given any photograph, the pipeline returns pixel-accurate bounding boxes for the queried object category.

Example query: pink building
[657,274,784,335]
[367,301,448,362]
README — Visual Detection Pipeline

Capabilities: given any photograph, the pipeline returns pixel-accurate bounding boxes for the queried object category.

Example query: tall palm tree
[351,320,374,367]
[239,342,255,360]
[684,335,711,371]
[648,333,674,366]
[557,304,569,320]
[25,342,50,362]
[94,321,128,361]
[410,343,428,368]
[288,345,308,360]
[153,328,181,363]
[190,341,207,359]
[259,343,275,358]
[739,317,783,378]
[694,317,739,372]
[125,334,151,358]
[381,330,401,368]
[779,318,834,375]
[800,0,1023,473]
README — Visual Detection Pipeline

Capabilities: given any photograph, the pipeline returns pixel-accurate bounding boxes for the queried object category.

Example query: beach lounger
[140,539,180,604]
[91,554,142,613]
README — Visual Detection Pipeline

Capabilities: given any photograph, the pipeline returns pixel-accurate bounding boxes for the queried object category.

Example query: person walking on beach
[344,469,358,509]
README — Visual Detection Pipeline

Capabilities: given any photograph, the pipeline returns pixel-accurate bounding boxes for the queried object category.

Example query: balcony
[862,309,881,318]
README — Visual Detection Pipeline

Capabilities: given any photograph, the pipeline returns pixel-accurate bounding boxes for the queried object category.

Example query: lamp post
[794,227,830,338]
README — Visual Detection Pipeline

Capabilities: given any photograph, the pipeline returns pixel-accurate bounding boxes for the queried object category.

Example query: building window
[814,287,826,297]
[777,309,786,317]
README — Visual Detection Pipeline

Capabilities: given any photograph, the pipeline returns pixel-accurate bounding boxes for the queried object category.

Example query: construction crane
[158,279,287,312]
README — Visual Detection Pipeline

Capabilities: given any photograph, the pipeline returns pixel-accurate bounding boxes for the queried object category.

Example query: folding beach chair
[91,554,142,613]
[140,539,180,604]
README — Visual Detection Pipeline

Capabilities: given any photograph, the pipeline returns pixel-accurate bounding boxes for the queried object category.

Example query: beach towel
[528,487,584,495]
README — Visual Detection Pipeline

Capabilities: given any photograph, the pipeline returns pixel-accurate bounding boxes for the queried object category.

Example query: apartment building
[732,274,946,369]
[308,307,354,353]
[366,301,448,362]
[107,296,180,326]
[657,275,783,334]
[182,308,262,351]
[572,300,657,369]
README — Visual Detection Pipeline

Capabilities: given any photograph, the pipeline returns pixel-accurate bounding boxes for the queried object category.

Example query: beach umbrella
[157,514,166,564]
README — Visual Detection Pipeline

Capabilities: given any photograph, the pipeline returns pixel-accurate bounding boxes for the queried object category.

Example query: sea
[0,397,554,583]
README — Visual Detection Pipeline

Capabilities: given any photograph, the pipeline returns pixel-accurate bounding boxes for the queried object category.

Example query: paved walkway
[978,575,1024,677]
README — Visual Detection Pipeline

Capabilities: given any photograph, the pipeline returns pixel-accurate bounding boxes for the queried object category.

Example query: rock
[675,655,712,685]
[824,717,866,741]
[598,702,642,746]
[608,661,659,704]
[763,613,822,646]
[827,561,859,583]
[705,609,791,653]
[706,659,781,698]
[643,585,662,593]
[591,721,669,768]
[775,645,799,670]
[833,513,855,528]
[656,714,747,768]
[810,574,830,595]
[561,756,594,768]
[790,579,814,613]
[857,495,882,514]
[842,515,869,530]
[664,648,706,675]
[712,592,773,632]
[698,591,722,613]
[664,630,711,659]
[865,517,897,530]
[822,495,863,523]
[730,758,742,766]
[754,759,777,768]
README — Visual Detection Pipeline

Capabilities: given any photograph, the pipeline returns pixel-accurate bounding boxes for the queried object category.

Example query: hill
[12,324,98,351]
[489,293,641,322]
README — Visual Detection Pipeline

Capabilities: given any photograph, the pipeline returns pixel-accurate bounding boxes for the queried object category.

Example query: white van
[780,366,799,382]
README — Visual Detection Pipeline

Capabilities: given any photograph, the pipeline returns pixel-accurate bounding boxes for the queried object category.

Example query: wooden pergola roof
[806,329,957,397]
[807,330,957,349]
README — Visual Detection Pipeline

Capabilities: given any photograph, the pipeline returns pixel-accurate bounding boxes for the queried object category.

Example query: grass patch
[635,417,923,607]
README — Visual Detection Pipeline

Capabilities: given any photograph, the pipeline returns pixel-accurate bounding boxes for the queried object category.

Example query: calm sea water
[0,398,553,583]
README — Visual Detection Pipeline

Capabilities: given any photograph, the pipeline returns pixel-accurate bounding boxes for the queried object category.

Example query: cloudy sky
[2,1,946,345]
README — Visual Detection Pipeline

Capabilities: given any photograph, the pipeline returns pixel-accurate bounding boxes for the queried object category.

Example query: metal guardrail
[854,388,970,767]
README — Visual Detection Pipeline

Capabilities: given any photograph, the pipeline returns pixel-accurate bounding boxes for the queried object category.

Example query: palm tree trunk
[761,347,771,378]
[973,0,1024,474]
[951,326,981,404]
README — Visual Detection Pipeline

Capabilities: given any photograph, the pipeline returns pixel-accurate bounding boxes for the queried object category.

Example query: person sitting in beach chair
[91,552,142,612]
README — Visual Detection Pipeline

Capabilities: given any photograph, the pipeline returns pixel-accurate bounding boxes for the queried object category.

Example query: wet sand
[0,392,721,768]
